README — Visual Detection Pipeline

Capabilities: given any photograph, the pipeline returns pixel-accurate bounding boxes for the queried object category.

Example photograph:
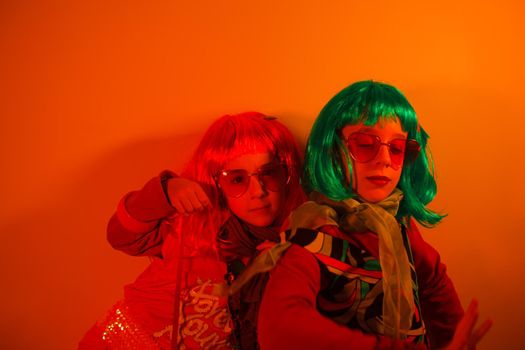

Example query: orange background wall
[1,1,523,349]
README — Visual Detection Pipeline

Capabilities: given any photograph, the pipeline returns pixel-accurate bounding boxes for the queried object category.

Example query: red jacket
[258,223,463,350]
[106,172,231,349]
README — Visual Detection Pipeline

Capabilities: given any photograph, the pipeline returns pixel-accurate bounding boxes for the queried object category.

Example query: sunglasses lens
[258,164,287,192]
[219,169,249,198]
[348,133,380,162]
[389,139,407,168]
[404,139,421,164]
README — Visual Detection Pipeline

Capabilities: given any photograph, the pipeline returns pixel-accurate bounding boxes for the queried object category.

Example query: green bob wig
[303,80,444,227]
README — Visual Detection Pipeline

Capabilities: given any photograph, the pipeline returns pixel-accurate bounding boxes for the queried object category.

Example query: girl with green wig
[258,81,491,349]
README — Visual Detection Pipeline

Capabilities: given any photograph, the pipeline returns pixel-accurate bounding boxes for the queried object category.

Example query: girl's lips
[366,176,390,186]
[249,204,271,212]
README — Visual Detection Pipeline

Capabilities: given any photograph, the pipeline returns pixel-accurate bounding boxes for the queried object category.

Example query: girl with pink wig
[79,112,305,349]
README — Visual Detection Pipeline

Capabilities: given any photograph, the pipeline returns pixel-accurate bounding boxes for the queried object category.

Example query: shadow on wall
[0,131,203,350]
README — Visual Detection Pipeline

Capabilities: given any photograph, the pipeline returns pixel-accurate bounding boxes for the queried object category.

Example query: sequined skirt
[79,278,233,350]
[79,300,170,350]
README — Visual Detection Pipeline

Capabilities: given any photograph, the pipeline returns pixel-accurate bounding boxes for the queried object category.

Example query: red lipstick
[366,176,390,186]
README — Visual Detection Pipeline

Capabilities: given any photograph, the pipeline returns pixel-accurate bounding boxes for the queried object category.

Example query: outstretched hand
[443,299,492,350]
[167,177,212,215]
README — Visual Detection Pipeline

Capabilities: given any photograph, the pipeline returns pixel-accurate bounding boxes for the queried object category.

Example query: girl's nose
[374,144,392,168]
[248,175,268,197]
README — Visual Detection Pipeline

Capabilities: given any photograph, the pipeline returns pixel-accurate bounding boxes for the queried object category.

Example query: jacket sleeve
[106,170,177,257]
[407,221,464,349]
[257,244,427,350]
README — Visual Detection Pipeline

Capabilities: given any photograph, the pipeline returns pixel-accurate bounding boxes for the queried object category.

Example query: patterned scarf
[289,188,415,339]
[216,216,290,349]
[217,215,279,260]
[215,216,290,296]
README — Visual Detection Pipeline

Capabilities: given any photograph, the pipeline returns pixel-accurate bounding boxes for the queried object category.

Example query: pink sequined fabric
[80,278,232,349]
[99,300,165,349]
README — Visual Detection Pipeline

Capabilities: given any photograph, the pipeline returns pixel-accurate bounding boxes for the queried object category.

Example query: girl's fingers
[449,300,479,349]
[195,187,212,208]
[463,300,480,335]
[468,319,493,350]
[188,192,205,211]
[447,300,491,350]
[180,197,194,213]
[168,178,211,212]
[171,199,187,215]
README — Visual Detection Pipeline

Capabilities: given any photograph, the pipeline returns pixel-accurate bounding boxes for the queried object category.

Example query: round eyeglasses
[216,163,288,198]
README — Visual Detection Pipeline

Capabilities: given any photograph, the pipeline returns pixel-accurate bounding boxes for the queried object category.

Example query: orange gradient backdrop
[1,1,524,349]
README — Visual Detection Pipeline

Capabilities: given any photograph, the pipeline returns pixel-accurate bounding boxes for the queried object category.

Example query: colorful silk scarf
[289,189,415,339]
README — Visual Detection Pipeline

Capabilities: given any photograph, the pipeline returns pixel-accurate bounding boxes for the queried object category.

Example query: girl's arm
[407,220,465,349]
[258,244,426,350]
[107,171,177,257]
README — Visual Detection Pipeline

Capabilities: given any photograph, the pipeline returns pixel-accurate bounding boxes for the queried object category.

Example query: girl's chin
[242,215,275,227]
[359,189,393,203]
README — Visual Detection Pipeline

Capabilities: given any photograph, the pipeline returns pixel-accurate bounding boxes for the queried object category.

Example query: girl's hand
[443,299,492,350]
[167,178,212,214]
